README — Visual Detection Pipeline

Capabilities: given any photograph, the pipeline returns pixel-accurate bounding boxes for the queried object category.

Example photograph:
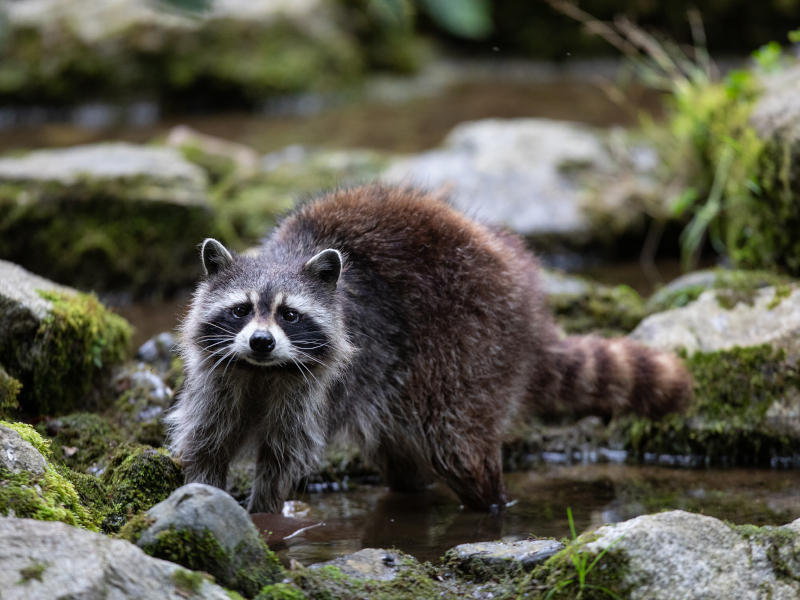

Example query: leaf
[418,0,492,39]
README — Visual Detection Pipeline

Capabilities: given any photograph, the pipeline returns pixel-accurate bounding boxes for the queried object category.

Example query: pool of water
[280,464,800,566]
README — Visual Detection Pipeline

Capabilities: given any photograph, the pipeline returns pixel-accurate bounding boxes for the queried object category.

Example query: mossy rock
[0,2,385,107]
[133,483,282,598]
[0,260,132,417]
[646,268,795,314]
[0,143,214,296]
[101,444,184,533]
[613,344,800,465]
[39,412,124,473]
[0,420,99,530]
[548,280,647,337]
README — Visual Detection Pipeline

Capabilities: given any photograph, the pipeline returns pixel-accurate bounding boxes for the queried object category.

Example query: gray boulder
[584,510,800,600]
[0,424,46,476]
[0,516,230,600]
[136,483,281,597]
[630,284,800,355]
[383,118,658,243]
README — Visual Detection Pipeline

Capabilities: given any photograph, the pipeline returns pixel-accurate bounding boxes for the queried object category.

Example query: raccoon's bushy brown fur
[169,185,691,513]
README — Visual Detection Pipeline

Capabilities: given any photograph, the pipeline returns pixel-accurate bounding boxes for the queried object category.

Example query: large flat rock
[0,142,208,205]
[0,517,231,600]
[630,285,800,355]
[383,118,657,243]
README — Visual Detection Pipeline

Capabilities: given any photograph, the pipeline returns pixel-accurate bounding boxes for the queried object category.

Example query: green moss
[1,420,51,457]
[614,345,800,464]
[0,444,98,530]
[767,284,793,310]
[290,560,451,600]
[116,512,156,544]
[0,178,215,297]
[0,289,132,417]
[527,532,630,600]
[256,582,307,600]
[172,568,209,596]
[0,366,22,420]
[143,526,282,598]
[549,284,647,337]
[18,562,47,583]
[101,444,184,533]
[41,412,123,472]
[730,523,800,581]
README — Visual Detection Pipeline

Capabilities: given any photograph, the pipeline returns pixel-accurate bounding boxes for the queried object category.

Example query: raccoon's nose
[250,331,276,354]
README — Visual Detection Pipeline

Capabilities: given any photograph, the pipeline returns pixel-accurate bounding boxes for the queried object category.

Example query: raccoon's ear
[304,249,342,289]
[200,238,233,276]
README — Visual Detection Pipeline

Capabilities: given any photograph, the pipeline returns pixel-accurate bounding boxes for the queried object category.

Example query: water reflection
[281,465,800,565]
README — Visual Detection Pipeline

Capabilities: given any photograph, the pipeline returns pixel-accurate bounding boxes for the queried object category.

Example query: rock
[312,548,415,582]
[166,125,260,178]
[0,143,207,203]
[0,143,215,295]
[101,445,184,533]
[583,510,800,599]
[1,0,375,105]
[0,421,97,528]
[446,539,564,580]
[0,260,132,416]
[645,268,792,314]
[135,483,281,596]
[383,118,657,244]
[630,284,800,355]
[0,424,46,476]
[0,516,231,600]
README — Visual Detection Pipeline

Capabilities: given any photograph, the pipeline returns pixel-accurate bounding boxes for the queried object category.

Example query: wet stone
[448,539,564,577]
[311,548,414,582]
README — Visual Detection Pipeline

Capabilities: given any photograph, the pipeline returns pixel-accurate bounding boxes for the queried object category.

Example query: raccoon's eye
[232,305,250,319]
[282,309,300,323]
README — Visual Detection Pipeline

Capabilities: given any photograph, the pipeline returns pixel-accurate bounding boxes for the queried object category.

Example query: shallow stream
[281,465,800,566]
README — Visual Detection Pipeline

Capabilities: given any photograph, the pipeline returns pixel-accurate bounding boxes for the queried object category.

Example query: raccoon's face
[189,239,345,374]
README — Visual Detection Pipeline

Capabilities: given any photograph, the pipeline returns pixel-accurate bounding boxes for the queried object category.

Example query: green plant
[544,508,623,600]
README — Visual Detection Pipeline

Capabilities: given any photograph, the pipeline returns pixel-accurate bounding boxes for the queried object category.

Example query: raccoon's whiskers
[201,321,239,336]
[289,356,312,389]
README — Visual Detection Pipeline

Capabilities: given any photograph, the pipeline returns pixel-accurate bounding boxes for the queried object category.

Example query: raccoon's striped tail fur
[548,335,693,420]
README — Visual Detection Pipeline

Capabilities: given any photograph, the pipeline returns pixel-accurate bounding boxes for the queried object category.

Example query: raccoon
[167,185,691,513]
